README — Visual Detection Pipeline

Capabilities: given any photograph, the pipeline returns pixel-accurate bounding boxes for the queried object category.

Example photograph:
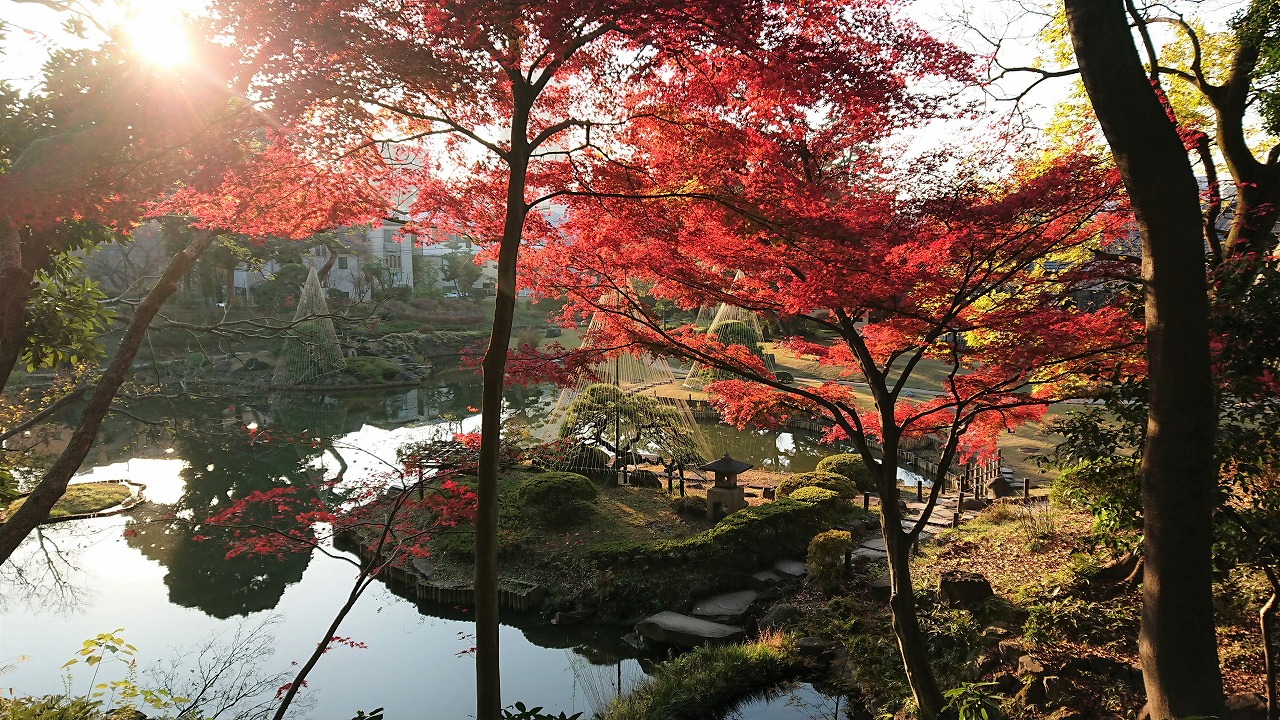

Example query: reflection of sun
[120,15,193,67]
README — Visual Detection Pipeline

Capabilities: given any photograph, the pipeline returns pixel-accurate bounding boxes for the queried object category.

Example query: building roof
[698,453,753,475]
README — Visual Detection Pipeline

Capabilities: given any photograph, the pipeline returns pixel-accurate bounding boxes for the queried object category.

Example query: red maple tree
[522,92,1139,710]
[205,2,972,714]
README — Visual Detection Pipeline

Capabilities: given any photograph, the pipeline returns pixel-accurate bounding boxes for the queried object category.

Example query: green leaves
[22,253,114,373]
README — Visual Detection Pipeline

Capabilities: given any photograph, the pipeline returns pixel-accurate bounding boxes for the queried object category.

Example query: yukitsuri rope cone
[273,266,346,386]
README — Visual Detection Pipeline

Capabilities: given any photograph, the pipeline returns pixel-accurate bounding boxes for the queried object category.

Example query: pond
[1,378,856,718]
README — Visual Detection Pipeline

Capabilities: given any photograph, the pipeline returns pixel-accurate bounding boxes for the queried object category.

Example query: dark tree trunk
[1065,2,1225,718]
[1263,591,1278,720]
[0,218,33,393]
[474,95,530,720]
[878,446,943,718]
[0,231,216,563]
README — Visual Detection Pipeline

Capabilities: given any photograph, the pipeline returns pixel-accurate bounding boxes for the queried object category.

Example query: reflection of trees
[124,419,329,619]
[0,524,93,614]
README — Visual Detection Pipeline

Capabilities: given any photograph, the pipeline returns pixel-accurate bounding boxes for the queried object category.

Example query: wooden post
[958,490,965,509]
[863,491,871,510]
[916,480,923,503]
[678,463,685,497]
[1022,477,1031,500]
[952,510,961,527]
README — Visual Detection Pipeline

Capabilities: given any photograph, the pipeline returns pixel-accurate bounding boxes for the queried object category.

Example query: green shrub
[517,471,597,507]
[776,470,857,500]
[369,318,423,336]
[787,486,839,505]
[774,371,795,384]
[598,636,797,720]
[344,356,404,381]
[375,286,413,302]
[1051,458,1141,552]
[807,529,852,592]
[815,453,876,492]
[670,495,707,517]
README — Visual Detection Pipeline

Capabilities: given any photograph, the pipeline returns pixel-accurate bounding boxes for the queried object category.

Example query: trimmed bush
[815,453,876,492]
[344,356,404,381]
[807,529,853,592]
[787,486,839,505]
[776,470,857,500]
[517,471,597,508]
[670,495,707,517]
[773,370,795,384]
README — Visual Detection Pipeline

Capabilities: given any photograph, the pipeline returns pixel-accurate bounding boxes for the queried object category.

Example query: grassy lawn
[6,481,132,520]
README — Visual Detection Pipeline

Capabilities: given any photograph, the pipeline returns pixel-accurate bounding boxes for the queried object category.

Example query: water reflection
[2,377,851,717]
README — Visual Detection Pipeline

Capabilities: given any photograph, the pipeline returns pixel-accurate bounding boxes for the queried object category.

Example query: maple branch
[366,99,510,161]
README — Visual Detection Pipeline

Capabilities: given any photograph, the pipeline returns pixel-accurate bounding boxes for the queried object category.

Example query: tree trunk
[0,230,216,564]
[880,464,943,718]
[1065,2,1225,718]
[1263,591,1278,720]
[0,217,33,393]
[474,101,531,720]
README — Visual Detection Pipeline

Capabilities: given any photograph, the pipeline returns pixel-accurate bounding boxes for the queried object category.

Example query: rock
[759,603,800,630]
[411,557,434,579]
[850,547,887,565]
[553,611,588,625]
[1017,653,1045,676]
[860,537,888,552]
[1043,709,1088,720]
[795,636,838,661]
[634,611,745,647]
[1225,693,1267,720]
[1013,676,1045,707]
[869,572,892,599]
[992,671,1020,694]
[938,570,994,607]
[241,357,270,372]
[968,653,999,681]
[981,623,1012,641]
[986,476,1017,498]
[773,559,807,578]
[544,326,562,338]
[393,371,416,382]
[960,497,990,511]
[691,589,759,620]
[1042,675,1071,705]
[996,638,1025,661]
[749,570,783,591]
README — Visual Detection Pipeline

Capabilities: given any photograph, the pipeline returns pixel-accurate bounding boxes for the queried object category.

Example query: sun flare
[121,15,193,67]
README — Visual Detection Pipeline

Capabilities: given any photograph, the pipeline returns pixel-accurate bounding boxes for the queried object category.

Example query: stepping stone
[691,589,759,618]
[749,570,783,590]
[634,611,746,648]
[773,559,807,577]
[860,537,887,552]
[850,547,887,562]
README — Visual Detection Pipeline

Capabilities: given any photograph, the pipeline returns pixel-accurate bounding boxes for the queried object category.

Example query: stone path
[635,611,746,647]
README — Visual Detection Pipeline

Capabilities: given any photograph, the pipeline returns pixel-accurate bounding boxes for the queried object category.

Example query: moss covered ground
[5,481,132,520]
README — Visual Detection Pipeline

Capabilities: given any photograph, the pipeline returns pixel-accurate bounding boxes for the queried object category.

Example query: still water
[0,379,849,718]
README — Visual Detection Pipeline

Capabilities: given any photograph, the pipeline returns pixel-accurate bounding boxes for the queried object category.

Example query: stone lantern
[699,453,753,520]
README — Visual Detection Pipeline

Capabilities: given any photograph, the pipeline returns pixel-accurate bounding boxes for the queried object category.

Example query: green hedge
[776,470,857,500]
[589,494,838,576]
[815,453,876,492]
[344,356,404,381]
